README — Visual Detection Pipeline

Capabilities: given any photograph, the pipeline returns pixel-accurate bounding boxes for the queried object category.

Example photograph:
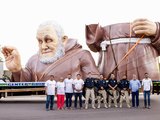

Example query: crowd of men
[45,72,153,111]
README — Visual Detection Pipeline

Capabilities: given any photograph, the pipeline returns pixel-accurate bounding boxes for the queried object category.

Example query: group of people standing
[45,73,84,111]
[45,72,153,111]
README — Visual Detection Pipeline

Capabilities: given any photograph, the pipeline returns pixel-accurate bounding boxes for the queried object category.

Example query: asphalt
[0,94,160,120]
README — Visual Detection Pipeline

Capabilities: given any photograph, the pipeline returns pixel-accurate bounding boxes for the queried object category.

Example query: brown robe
[86,22,160,80]
[12,39,100,82]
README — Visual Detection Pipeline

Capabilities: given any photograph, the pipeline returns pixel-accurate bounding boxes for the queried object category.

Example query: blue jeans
[65,93,73,108]
[132,91,139,107]
[144,91,151,107]
[46,95,54,109]
[74,93,83,108]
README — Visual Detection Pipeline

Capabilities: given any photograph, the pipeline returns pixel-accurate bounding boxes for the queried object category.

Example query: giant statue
[2,21,99,81]
[86,19,160,80]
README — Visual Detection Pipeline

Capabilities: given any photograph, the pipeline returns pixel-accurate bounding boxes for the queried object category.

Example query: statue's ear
[62,35,68,45]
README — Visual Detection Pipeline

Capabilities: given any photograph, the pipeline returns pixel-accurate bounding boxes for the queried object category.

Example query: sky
[0,0,160,69]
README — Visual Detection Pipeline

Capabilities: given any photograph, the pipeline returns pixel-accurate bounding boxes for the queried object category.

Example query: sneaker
[143,106,147,109]
[104,105,108,109]
[85,106,88,109]
[65,107,69,110]
[119,105,122,108]
[46,109,49,111]
[97,105,100,109]
[148,106,151,109]
[50,108,54,110]
[108,105,111,108]
[127,105,131,108]
[115,105,118,108]
[92,106,96,109]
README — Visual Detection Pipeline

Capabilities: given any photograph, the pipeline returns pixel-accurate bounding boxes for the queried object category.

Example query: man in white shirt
[64,74,74,109]
[45,75,56,111]
[142,73,153,109]
[73,74,84,109]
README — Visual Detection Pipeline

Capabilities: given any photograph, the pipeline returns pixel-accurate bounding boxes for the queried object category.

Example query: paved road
[0,94,160,120]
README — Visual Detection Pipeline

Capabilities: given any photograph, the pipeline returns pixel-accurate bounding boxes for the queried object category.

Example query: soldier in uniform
[96,74,108,109]
[118,75,131,108]
[108,73,118,108]
[84,72,96,109]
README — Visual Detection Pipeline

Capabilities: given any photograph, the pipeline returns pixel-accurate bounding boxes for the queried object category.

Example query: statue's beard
[39,44,65,64]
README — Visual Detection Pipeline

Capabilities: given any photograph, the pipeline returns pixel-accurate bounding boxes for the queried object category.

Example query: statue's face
[37,25,59,59]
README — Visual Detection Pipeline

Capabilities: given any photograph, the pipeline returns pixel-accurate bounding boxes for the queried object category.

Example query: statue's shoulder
[26,54,39,67]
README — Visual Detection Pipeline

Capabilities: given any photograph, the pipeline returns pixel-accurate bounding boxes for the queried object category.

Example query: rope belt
[100,37,150,51]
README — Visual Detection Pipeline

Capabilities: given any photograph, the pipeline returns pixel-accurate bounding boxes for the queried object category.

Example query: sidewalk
[0,95,47,102]
[0,93,147,102]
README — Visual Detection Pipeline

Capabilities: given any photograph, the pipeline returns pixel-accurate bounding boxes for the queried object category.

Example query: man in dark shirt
[84,72,96,109]
[119,75,131,108]
[108,73,118,108]
[96,74,108,109]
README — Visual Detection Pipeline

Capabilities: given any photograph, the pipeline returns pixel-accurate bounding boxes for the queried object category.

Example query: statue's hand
[1,46,22,72]
[131,18,157,36]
